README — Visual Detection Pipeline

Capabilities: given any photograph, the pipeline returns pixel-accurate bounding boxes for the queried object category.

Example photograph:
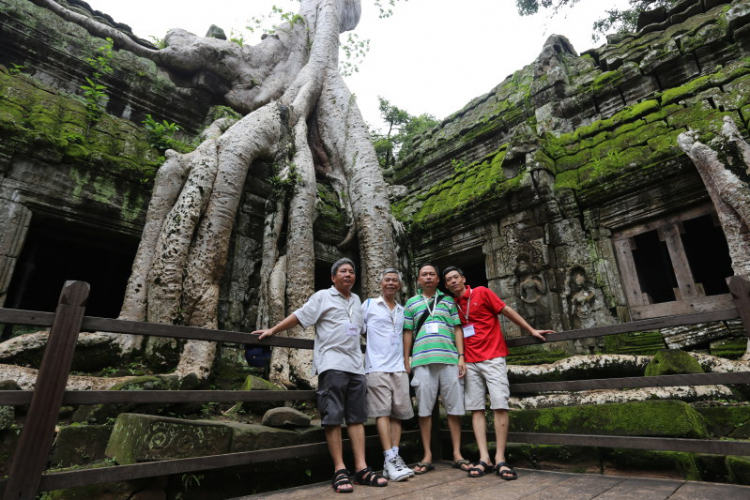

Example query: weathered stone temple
[0,0,749,363]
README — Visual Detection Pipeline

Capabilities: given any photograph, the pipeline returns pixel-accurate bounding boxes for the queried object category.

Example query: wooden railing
[465,275,750,457]
[0,276,748,499]
[0,281,419,499]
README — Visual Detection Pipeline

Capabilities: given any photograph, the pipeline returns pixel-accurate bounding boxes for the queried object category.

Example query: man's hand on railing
[253,329,274,340]
[252,313,301,341]
[530,329,554,341]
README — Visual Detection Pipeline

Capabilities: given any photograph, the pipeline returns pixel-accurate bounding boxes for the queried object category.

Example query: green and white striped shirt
[404,290,460,367]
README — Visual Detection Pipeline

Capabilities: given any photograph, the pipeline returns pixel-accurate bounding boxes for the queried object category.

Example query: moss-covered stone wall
[390,0,750,349]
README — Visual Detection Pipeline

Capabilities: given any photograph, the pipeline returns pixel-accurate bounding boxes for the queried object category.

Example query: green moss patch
[602,449,700,480]
[644,349,704,376]
[727,455,750,485]
[696,405,750,438]
[0,68,176,185]
[602,331,665,355]
[506,345,570,366]
[509,400,708,438]
[396,144,528,231]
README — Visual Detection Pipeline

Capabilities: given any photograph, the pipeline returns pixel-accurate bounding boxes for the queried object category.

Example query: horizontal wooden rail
[450,430,750,456]
[506,307,740,347]
[0,305,740,352]
[0,430,420,494]
[0,308,313,350]
[2,372,746,406]
[0,308,55,327]
[79,316,314,349]
[0,390,317,405]
[510,372,750,394]
[506,432,750,456]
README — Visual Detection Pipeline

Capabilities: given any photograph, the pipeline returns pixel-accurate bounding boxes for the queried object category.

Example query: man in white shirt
[254,258,387,493]
[362,268,415,482]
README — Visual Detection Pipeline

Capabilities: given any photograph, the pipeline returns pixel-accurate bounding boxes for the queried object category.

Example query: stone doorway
[3,214,138,338]
[614,204,735,320]
[436,247,488,293]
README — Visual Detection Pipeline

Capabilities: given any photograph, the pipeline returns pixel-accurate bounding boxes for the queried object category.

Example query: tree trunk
[4,0,398,386]
[678,116,750,359]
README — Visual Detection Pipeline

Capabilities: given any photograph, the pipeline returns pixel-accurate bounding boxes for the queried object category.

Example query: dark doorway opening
[632,230,677,304]
[436,247,488,294]
[681,214,733,296]
[4,215,138,333]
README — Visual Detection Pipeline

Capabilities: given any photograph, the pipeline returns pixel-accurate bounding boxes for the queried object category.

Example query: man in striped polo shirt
[403,263,469,474]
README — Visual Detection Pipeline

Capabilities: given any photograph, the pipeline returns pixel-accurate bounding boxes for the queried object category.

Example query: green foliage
[148,36,167,49]
[8,63,25,75]
[237,1,407,72]
[374,0,409,19]
[176,473,204,499]
[516,0,679,41]
[269,163,300,199]
[245,5,305,37]
[340,33,370,77]
[86,37,114,79]
[80,37,114,124]
[80,77,107,122]
[372,96,438,168]
[142,114,180,151]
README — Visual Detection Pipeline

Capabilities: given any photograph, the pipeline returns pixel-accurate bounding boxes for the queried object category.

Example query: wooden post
[3,281,89,500]
[727,275,750,340]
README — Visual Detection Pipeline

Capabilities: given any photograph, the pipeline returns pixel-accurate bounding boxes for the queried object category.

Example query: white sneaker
[395,455,415,477]
[383,456,410,482]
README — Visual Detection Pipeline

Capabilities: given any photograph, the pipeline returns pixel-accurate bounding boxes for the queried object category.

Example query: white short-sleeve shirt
[363,296,405,373]
[294,286,364,375]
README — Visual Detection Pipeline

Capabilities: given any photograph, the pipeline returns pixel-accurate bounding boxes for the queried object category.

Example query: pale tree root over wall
[678,116,750,360]
[2,0,397,390]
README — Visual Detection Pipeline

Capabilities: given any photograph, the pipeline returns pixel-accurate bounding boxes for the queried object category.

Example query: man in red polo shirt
[443,266,554,480]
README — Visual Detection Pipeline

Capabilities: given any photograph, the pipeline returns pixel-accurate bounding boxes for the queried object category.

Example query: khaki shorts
[464,357,510,411]
[366,371,414,420]
[411,364,465,417]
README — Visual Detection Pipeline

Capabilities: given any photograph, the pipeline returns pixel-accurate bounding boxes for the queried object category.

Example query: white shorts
[464,357,510,411]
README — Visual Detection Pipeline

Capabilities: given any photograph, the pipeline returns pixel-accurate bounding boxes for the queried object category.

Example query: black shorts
[317,370,368,425]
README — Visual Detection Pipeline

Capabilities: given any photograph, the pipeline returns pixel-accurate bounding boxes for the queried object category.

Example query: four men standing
[256,258,552,492]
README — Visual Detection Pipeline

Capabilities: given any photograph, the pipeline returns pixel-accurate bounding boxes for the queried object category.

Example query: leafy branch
[143,114,181,152]
[80,37,114,124]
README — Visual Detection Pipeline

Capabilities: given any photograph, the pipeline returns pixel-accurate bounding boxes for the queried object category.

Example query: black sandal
[468,460,492,478]
[495,462,518,480]
[332,469,353,493]
[353,466,388,487]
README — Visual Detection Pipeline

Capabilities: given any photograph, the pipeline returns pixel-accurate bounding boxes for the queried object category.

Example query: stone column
[0,198,31,308]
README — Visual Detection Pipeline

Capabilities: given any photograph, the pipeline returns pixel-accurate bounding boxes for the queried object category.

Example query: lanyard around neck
[338,295,354,321]
[421,294,438,317]
[456,288,472,323]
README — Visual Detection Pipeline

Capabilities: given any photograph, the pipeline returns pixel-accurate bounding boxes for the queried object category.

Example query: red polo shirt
[454,285,507,362]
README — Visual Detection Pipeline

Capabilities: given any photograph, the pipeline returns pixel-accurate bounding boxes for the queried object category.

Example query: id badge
[463,324,476,338]
[390,333,400,345]
[425,322,439,334]
[345,322,360,336]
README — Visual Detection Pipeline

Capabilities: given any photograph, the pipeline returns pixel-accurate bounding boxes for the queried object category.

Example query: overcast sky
[83,0,631,131]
